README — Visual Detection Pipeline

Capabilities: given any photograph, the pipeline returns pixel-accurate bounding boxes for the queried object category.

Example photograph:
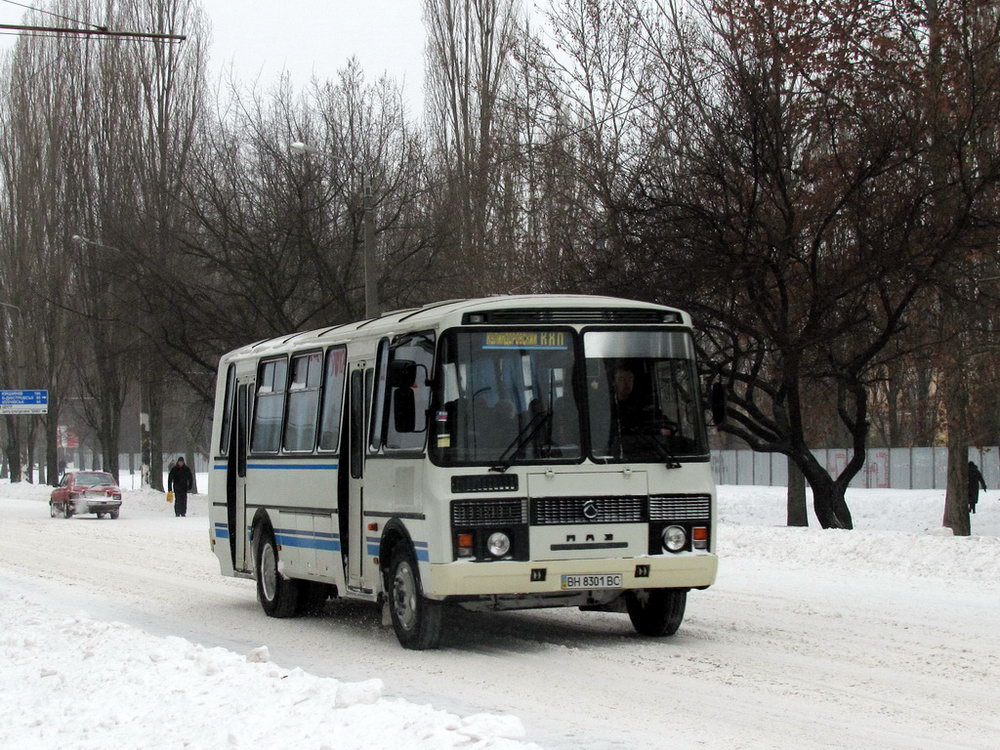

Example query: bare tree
[600,0,1000,529]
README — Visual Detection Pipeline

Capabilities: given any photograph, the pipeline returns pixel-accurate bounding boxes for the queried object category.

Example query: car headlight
[487,532,511,557]
[662,525,686,553]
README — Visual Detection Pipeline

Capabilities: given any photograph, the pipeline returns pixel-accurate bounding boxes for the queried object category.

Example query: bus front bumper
[426,553,717,598]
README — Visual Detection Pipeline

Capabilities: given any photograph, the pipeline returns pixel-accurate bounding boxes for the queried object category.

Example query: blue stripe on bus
[274,529,341,551]
[275,527,339,540]
[213,523,230,540]
[247,463,339,470]
[215,463,339,471]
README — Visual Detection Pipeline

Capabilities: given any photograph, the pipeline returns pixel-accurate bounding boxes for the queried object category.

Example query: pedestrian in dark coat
[168,456,194,517]
[968,461,987,514]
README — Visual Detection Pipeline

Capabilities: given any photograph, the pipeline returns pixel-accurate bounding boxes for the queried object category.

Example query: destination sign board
[0,389,49,414]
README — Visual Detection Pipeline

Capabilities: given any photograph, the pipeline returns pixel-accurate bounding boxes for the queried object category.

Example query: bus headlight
[487,532,511,557]
[662,525,686,553]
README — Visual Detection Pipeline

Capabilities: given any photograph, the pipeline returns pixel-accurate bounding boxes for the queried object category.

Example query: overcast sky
[202,1,427,108]
[0,1,429,114]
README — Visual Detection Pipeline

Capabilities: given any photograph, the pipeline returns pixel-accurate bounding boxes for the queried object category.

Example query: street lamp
[72,232,155,490]
[289,140,379,318]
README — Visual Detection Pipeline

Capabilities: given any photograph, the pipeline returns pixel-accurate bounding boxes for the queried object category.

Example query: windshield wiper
[635,432,682,470]
[490,410,553,473]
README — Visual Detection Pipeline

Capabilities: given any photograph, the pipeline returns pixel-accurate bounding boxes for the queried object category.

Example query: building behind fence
[711,446,1000,489]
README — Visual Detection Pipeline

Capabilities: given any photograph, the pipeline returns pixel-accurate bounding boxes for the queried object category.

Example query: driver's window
[385,331,435,452]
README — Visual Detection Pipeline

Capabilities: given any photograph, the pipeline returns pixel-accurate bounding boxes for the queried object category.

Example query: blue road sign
[0,389,49,414]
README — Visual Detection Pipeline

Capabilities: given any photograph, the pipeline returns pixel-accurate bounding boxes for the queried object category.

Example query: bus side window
[318,347,347,452]
[385,331,436,452]
[219,364,235,455]
[250,357,287,453]
[283,351,322,452]
[369,340,389,452]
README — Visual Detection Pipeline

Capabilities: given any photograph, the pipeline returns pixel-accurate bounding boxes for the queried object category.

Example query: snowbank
[0,590,534,749]
[3,477,998,747]
[717,485,1000,589]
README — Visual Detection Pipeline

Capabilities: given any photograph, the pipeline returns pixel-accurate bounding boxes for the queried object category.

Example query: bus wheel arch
[252,513,300,618]
[380,523,442,650]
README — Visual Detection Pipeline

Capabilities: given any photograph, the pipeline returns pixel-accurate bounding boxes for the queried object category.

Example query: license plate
[560,573,623,590]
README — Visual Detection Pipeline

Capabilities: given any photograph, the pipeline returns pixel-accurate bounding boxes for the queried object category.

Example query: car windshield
[584,330,707,462]
[76,472,116,487]
[431,329,581,465]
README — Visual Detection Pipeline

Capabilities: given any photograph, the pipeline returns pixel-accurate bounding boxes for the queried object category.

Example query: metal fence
[711,446,1000,489]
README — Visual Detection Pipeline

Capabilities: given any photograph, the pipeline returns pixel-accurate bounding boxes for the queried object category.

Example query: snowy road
[2,482,999,748]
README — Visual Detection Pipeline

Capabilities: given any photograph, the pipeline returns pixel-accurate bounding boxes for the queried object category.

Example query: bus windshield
[432,328,708,466]
[584,330,706,462]
[432,329,581,465]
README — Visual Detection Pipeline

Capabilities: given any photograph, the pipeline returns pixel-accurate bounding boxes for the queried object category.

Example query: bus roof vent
[462,308,681,325]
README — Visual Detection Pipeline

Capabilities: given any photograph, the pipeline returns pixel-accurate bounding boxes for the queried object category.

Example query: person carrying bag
[167,457,193,517]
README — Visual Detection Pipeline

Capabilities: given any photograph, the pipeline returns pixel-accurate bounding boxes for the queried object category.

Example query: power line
[1,0,103,30]
[0,29,180,44]
[0,23,185,42]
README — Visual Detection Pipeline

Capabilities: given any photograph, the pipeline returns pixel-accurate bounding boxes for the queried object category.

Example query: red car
[50,471,122,519]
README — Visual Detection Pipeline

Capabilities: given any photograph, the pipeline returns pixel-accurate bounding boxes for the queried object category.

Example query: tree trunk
[941,365,971,536]
[3,415,20,482]
[45,410,59,486]
[149,377,164,491]
[140,378,151,489]
[797,454,853,529]
[786,460,808,526]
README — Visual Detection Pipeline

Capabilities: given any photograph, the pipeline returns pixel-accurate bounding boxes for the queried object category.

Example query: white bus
[208,295,720,649]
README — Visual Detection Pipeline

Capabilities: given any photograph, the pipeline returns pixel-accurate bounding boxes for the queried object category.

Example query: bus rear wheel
[255,525,299,617]
[386,545,442,650]
[626,588,687,637]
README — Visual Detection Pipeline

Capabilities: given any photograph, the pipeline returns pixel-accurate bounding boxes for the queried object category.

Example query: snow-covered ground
[1,478,998,748]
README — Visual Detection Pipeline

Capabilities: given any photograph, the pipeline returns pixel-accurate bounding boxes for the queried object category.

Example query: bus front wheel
[626,588,687,637]
[386,545,442,650]
[255,525,299,617]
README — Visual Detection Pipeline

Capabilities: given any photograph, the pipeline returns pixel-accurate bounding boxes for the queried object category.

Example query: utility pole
[363,184,379,318]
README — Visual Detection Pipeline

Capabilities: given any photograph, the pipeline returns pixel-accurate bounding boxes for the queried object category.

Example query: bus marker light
[692,527,708,549]
[367,522,379,531]
[457,533,474,557]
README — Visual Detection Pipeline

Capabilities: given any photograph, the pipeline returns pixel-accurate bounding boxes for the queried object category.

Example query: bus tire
[386,545,442,650]
[255,525,299,618]
[626,588,686,637]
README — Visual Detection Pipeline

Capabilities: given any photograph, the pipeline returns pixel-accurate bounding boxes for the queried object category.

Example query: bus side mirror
[393,387,416,433]
[709,382,728,426]
[388,359,417,388]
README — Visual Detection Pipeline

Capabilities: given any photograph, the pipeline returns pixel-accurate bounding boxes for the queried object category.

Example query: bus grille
[531,496,645,525]
[649,494,711,521]
[451,498,528,527]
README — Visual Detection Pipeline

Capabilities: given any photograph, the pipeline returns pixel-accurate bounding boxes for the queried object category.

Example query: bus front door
[225,381,250,573]
[346,364,368,590]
